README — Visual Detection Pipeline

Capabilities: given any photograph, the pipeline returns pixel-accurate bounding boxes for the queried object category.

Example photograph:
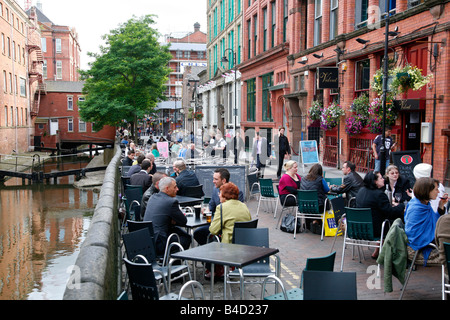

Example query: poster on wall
[157,141,169,158]
[299,140,319,164]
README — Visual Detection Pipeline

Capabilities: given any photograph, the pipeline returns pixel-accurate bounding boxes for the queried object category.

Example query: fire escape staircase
[27,44,46,117]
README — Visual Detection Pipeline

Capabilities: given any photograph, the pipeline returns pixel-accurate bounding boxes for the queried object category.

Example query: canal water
[0,156,99,300]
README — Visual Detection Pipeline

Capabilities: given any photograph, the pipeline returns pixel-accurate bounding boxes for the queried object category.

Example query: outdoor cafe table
[171,242,279,300]
[176,195,203,207]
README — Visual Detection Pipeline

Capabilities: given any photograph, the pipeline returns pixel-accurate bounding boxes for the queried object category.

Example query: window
[68,118,73,132]
[1,33,4,54]
[12,40,15,60]
[237,24,241,64]
[56,61,62,79]
[246,78,256,121]
[9,73,12,93]
[67,96,73,110]
[330,0,339,40]
[55,39,62,53]
[247,20,251,59]
[41,38,46,52]
[314,0,322,46]
[20,78,26,97]
[253,15,257,56]
[262,73,273,121]
[4,106,7,126]
[43,60,47,79]
[50,119,58,135]
[184,51,190,59]
[355,0,368,29]
[271,2,276,47]
[355,59,370,92]
[220,0,225,31]
[7,37,10,57]
[228,0,234,23]
[3,71,6,92]
[283,0,288,42]
[79,119,86,132]
[263,7,268,51]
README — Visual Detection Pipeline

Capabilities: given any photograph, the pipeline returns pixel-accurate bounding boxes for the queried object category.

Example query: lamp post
[221,48,238,164]
[380,0,394,176]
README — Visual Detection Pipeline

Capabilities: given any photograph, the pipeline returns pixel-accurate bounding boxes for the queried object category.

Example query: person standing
[276,127,291,179]
[372,127,396,173]
[252,132,271,178]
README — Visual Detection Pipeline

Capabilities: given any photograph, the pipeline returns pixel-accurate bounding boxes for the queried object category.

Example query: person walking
[276,127,291,179]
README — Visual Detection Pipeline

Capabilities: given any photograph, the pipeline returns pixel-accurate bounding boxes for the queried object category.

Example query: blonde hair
[283,160,297,171]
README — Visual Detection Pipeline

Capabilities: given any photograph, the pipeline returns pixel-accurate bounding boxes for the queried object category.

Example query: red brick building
[239,0,449,184]
[35,81,115,150]
[0,1,41,154]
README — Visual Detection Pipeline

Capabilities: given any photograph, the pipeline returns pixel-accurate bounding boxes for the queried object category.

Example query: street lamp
[221,48,238,164]
[380,0,395,176]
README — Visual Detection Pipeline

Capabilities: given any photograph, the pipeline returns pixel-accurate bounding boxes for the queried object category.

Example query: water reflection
[0,162,99,300]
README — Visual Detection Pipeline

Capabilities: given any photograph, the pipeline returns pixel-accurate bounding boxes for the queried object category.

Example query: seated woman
[356,171,405,258]
[300,163,329,232]
[300,163,329,213]
[405,177,448,265]
[151,143,160,158]
[278,160,301,207]
[207,182,252,278]
[384,165,412,203]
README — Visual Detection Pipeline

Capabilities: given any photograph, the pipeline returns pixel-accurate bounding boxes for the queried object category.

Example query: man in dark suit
[143,177,191,256]
[276,127,291,179]
[330,161,364,204]
[173,160,203,196]
[252,132,271,178]
[130,159,152,193]
[127,154,145,177]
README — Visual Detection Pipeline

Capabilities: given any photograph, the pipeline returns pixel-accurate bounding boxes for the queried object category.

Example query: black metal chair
[302,270,357,300]
[123,258,204,300]
[226,228,281,299]
[247,172,260,201]
[183,184,205,199]
[232,219,259,244]
[122,228,191,293]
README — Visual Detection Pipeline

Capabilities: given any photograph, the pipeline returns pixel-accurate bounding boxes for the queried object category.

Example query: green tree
[79,15,172,138]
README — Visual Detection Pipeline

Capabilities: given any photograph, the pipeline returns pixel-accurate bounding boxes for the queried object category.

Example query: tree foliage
[78,15,172,132]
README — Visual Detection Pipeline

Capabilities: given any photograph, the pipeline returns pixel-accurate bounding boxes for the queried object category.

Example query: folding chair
[442,242,450,300]
[399,242,439,300]
[227,228,281,300]
[340,207,388,277]
[124,184,143,221]
[123,258,204,300]
[247,171,260,201]
[256,178,279,218]
[303,270,357,300]
[275,185,298,229]
[122,228,191,293]
[294,190,328,240]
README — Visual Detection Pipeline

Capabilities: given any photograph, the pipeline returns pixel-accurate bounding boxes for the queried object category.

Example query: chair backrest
[124,185,143,219]
[232,219,259,243]
[297,190,320,214]
[122,228,158,265]
[330,196,346,223]
[305,251,336,272]
[325,177,343,186]
[444,242,450,274]
[183,185,205,198]
[303,270,357,300]
[259,178,275,197]
[123,258,159,300]
[247,173,260,194]
[234,228,270,266]
[344,207,376,241]
[127,220,156,246]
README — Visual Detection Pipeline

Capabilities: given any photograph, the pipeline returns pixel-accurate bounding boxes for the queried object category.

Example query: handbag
[280,214,301,233]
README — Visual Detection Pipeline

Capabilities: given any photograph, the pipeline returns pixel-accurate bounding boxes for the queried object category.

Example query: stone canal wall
[63,146,122,300]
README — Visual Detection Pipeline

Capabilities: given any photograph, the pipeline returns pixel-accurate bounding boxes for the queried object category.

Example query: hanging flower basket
[345,115,366,136]
[308,100,323,122]
[194,112,204,120]
[350,93,370,122]
[320,102,345,131]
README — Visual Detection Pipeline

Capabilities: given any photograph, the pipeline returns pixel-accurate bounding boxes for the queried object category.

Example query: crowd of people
[119,124,449,281]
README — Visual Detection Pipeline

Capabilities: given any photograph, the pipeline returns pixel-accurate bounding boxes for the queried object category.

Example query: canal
[0,156,99,300]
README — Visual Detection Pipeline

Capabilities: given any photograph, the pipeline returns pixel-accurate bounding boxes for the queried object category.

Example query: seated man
[330,161,364,204]
[130,159,152,193]
[127,154,146,177]
[122,149,135,167]
[173,159,202,196]
[143,177,191,256]
[140,172,168,219]
[194,168,244,246]
[145,153,157,175]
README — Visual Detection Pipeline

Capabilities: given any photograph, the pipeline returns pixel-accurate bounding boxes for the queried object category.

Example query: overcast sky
[24,0,207,69]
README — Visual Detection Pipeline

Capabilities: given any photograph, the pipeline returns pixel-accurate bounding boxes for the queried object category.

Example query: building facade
[287,0,449,184]
[200,0,243,140]
[0,1,40,154]
[155,23,207,135]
